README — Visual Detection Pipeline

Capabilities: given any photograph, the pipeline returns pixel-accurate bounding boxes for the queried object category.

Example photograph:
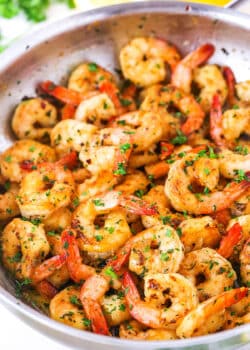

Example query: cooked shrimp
[120,37,181,87]
[50,119,97,157]
[224,293,250,329]
[127,225,184,276]
[111,111,167,153]
[0,182,20,220]
[210,94,250,147]
[12,98,57,141]
[74,93,116,128]
[17,161,75,219]
[115,170,149,195]
[217,223,242,259]
[1,218,50,279]
[101,293,131,326]
[68,62,115,93]
[171,43,215,93]
[176,287,247,338]
[219,149,250,179]
[240,238,250,286]
[50,286,91,330]
[227,215,250,260]
[122,271,198,329]
[119,320,177,340]
[140,84,205,135]
[193,65,228,112]
[236,80,250,102]
[61,229,96,283]
[0,140,56,183]
[178,248,236,301]
[73,200,131,259]
[164,152,250,215]
[179,216,221,253]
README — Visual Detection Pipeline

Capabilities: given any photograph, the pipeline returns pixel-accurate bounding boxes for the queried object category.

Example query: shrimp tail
[61,103,77,120]
[145,161,170,179]
[222,66,237,107]
[217,223,243,258]
[160,142,174,160]
[32,254,66,283]
[108,243,132,272]
[81,298,109,335]
[99,81,121,109]
[183,43,215,68]
[61,229,95,283]
[210,94,225,147]
[119,194,158,215]
[57,151,78,169]
[39,81,85,105]
[36,280,58,299]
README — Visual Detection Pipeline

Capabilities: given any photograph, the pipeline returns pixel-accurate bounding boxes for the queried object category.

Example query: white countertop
[1,0,250,349]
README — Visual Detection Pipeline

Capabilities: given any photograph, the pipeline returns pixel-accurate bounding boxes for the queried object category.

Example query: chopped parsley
[104,266,118,280]
[171,130,187,145]
[92,199,105,207]
[113,163,127,175]
[119,143,131,153]
[88,62,98,72]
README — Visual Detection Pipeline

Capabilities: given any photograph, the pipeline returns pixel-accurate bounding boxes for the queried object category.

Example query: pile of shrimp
[1,37,250,340]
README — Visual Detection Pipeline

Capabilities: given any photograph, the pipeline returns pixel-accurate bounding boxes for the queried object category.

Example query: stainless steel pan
[1,2,250,349]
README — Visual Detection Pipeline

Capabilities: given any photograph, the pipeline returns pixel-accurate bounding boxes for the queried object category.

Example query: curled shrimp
[73,199,131,259]
[164,152,250,215]
[171,43,215,93]
[179,216,221,253]
[17,158,75,219]
[122,271,198,329]
[140,84,205,135]
[176,287,248,338]
[68,62,115,93]
[74,93,116,128]
[179,248,236,302]
[0,140,56,183]
[120,37,181,87]
[119,320,177,340]
[1,218,50,280]
[0,182,20,220]
[226,215,250,261]
[11,98,57,141]
[50,285,91,330]
[50,119,97,156]
[109,224,184,276]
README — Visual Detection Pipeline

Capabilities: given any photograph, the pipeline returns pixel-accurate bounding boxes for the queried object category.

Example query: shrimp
[61,229,96,283]
[140,84,205,135]
[0,140,56,183]
[226,215,250,260]
[171,43,215,93]
[210,94,250,147]
[122,271,198,329]
[74,93,116,128]
[11,98,57,141]
[193,65,228,112]
[17,161,75,219]
[68,62,115,93]
[1,218,50,279]
[119,320,177,340]
[120,37,181,87]
[236,80,250,103]
[179,216,221,253]
[114,170,149,195]
[50,119,97,157]
[125,225,184,276]
[178,248,236,302]
[176,287,247,338]
[164,152,250,215]
[224,293,250,329]
[73,199,131,259]
[240,238,250,286]
[101,293,131,326]
[0,182,20,221]
[219,149,250,179]
[50,286,91,330]
[111,111,167,153]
